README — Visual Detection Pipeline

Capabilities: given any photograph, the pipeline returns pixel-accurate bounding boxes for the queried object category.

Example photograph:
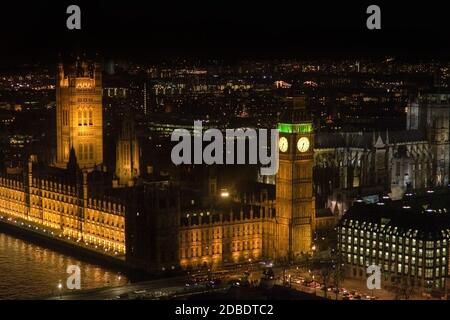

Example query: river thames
[0,232,129,299]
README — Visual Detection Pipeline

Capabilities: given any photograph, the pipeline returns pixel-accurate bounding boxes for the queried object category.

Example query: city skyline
[2,1,450,305]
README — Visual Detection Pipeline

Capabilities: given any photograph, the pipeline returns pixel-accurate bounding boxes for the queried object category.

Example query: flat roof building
[338,188,450,292]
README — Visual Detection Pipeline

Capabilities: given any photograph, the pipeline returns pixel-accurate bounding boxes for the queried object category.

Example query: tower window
[78,110,82,126]
[89,109,93,126]
[63,110,68,126]
[78,144,83,160]
[83,110,87,126]
[84,144,89,160]
[89,144,94,160]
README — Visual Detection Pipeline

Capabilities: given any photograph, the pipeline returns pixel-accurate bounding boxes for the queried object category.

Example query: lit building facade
[0,58,319,272]
[338,190,450,290]
[116,113,140,186]
[314,92,450,216]
[0,160,126,255]
[178,185,277,270]
[56,58,103,169]
[276,96,316,260]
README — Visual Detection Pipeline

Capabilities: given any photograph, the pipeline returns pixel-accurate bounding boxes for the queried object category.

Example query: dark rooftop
[340,188,450,240]
[315,130,427,149]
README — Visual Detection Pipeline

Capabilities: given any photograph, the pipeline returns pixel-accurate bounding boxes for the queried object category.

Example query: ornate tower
[56,57,103,170]
[423,93,450,187]
[116,113,140,186]
[276,96,315,260]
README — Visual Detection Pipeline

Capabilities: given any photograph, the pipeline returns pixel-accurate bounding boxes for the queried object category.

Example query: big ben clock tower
[276,96,315,261]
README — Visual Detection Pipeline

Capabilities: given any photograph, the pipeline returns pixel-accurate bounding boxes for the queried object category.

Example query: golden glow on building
[56,59,103,170]
[0,164,126,255]
[276,96,316,260]
[178,194,277,270]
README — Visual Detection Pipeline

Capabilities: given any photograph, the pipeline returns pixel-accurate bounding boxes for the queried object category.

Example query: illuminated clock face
[279,137,288,152]
[297,137,310,152]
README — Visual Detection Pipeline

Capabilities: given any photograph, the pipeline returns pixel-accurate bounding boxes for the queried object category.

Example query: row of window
[181,224,264,242]
[340,227,446,248]
[0,190,24,202]
[342,246,447,266]
[346,254,446,279]
[78,108,94,126]
[78,143,94,161]
[180,240,261,258]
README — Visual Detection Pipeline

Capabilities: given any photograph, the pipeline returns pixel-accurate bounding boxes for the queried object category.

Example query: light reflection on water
[0,233,129,299]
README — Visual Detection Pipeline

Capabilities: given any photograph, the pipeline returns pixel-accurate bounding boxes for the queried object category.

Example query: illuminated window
[89,144,94,160]
[78,144,83,160]
[78,110,82,126]
[89,109,93,125]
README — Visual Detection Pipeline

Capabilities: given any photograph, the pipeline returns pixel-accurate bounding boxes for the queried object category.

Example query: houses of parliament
[0,57,317,272]
[0,57,449,273]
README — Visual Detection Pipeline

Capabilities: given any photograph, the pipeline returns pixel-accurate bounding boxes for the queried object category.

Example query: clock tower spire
[275,95,315,261]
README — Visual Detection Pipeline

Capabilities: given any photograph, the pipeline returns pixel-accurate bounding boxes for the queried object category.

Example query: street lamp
[57,282,63,299]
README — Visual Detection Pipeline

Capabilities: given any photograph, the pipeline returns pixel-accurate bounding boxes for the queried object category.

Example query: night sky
[0,1,449,64]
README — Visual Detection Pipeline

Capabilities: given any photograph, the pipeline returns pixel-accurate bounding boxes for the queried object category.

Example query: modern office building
[338,189,450,290]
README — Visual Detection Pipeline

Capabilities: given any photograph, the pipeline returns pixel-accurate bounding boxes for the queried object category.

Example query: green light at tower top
[277,123,312,134]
